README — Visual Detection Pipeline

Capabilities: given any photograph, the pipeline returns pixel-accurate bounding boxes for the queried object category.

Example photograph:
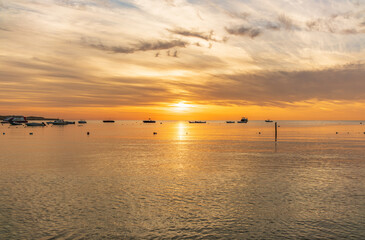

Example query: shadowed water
[1,120,364,239]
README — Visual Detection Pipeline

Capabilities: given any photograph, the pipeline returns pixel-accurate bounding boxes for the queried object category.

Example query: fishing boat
[52,119,68,125]
[143,118,156,123]
[103,120,115,123]
[226,121,235,123]
[237,117,248,123]
[265,119,273,122]
[189,121,206,123]
[78,120,87,124]
[26,122,46,127]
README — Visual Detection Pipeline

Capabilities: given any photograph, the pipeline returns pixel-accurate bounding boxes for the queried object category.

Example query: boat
[265,119,273,122]
[103,120,115,123]
[65,121,75,124]
[237,117,248,123]
[9,121,23,126]
[143,118,156,123]
[4,116,28,125]
[226,121,235,123]
[26,122,46,127]
[52,119,68,125]
[78,120,87,124]
[189,121,206,123]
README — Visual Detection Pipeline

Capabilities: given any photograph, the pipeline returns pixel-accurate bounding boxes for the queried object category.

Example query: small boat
[103,120,115,123]
[237,117,248,123]
[189,121,206,123]
[9,121,22,126]
[65,121,75,124]
[78,120,87,124]
[265,119,273,122]
[52,119,68,125]
[26,122,46,127]
[6,116,28,125]
[143,118,156,123]
[226,121,235,123]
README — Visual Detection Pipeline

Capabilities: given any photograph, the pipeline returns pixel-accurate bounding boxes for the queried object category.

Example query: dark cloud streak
[225,26,261,38]
[83,39,188,54]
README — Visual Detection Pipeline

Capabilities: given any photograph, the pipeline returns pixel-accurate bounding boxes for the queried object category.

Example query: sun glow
[170,101,194,112]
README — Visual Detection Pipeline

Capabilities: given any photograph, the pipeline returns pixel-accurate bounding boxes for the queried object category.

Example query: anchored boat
[143,118,156,123]
[237,117,248,123]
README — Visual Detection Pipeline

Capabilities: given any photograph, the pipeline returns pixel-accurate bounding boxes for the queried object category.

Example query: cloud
[182,63,365,105]
[83,38,188,54]
[277,14,299,30]
[225,26,261,38]
[306,10,365,34]
[0,27,10,31]
[167,28,215,41]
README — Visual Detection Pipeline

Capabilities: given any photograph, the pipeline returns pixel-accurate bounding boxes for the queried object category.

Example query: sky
[0,0,364,120]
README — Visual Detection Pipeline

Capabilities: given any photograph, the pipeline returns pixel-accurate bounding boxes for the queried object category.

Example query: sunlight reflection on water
[0,121,364,239]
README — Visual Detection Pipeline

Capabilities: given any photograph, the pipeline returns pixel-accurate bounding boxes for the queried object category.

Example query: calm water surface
[1,121,364,239]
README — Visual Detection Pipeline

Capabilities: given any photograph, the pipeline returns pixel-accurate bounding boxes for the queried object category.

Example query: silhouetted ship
[103,120,115,123]
[78,120,87,124]
[143,118,156,123]
[237,117,248,123]
[265,119,273,122]
[26,122,46,127]
[52,120,68,125]
[226,121,235,123]
[189,121,206,123]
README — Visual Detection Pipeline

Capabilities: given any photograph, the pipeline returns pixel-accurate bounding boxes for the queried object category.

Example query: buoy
[336,132,338,134]
[2,132,5,135]
[153,132,157,135]
[29,132,33,135]
[259,132,261,134]
[87,132,90,135]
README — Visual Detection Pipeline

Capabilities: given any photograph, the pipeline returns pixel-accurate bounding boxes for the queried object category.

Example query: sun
[170,101,193,112]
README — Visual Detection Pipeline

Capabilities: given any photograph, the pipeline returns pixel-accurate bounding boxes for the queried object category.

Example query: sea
[1,120,364,239]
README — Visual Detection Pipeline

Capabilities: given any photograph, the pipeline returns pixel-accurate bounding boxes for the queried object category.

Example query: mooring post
[275,122,278,142]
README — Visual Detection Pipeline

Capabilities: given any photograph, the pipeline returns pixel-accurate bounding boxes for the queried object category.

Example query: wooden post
[275,122,278,142]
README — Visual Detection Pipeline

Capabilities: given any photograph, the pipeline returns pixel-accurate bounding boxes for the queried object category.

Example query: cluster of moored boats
[0,116,88,126]
[224,117,249,123]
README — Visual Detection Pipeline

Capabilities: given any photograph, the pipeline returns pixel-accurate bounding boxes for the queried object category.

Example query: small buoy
[363,132,365,134]
[336,132,338,134]
[87,132,90,135]
[258,132,261,134]
[153,132,157,135]
[29,132,33,135]
[2,132,5,135]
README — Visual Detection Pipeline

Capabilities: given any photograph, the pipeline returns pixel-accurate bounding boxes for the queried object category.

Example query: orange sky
[1,0,365,120]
